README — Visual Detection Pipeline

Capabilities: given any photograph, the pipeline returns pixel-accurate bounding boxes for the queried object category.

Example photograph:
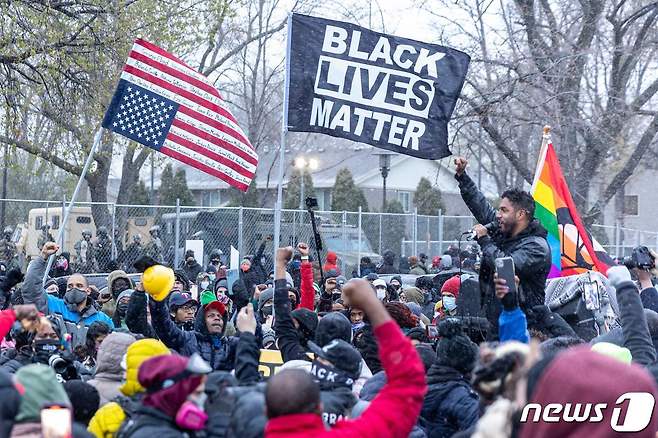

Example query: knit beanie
[436,319,478,374]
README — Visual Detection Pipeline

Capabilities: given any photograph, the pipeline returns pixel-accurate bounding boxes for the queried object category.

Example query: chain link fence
[1,198,656,275]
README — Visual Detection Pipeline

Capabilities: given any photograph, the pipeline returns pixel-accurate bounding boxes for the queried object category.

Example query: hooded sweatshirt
[520,346,658,438]
[87,339,170,438]
[87,332,136,406]
[323,252,340,274]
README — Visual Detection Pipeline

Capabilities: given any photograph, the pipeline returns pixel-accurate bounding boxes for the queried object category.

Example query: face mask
[391,283,401,291]
[352,321,365,332]
[33,339,60,364]
[187,259,195,266]
[443,296,457,311]
[289,298,297,309]
[291,260,301,269]
[200,281,210,290]
[182,320,195,331]
[175,399,208,431]
[64,288,87,312]
[376,289,386,300]
[55,258,68,270]
[116,301,129,318]
[261,305,273,317]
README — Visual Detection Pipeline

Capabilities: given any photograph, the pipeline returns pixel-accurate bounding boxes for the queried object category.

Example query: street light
[377,152,392,209]
[294,156,319,209]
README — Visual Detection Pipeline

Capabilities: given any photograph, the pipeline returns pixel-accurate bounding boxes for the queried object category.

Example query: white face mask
[443,296,457,311]
[200,281,210,290]
[376,288,386,300]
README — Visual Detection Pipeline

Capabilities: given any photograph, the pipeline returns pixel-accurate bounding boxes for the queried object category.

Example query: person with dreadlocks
[384,302,419,334]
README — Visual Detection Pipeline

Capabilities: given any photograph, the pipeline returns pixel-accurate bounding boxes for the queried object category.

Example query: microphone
[464,222,497,240]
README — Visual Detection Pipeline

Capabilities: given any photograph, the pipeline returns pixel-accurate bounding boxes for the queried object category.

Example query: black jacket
[420,364,479,438]
[181,261,203,284]
[641,287,658,313]
[150,297,249,372]
[273,279,310,362]
[616,280,657,366]
[320,386,357,427]
[377,250,397,275]
[457,172,551,332]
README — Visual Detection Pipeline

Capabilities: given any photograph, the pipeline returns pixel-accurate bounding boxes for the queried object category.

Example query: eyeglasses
[180,305,198,312]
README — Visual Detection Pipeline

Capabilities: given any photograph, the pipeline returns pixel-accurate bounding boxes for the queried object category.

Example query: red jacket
[265,320,427,438]
[299,261,315,311]
[0,309,16,340]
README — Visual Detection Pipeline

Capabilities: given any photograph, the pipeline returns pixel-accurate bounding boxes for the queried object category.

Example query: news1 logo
[520,392,655,432]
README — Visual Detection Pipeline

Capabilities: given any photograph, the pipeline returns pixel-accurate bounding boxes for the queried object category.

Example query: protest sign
[286,13,470,160]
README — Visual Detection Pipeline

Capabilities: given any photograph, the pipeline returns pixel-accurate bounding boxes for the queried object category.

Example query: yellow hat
[119,339,170,397]
[142,264,174,302]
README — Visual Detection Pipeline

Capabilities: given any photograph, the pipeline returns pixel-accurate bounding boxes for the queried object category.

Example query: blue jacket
[21,258,114,333]
[499,308,529,343]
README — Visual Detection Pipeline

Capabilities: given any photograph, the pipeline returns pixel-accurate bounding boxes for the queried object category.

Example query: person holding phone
[454,157,551,338]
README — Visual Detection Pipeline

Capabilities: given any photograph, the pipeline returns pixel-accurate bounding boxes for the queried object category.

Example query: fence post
[615,222,621,257]
[378,213,382,255]
[412,207,418,256]
[357,206,362,277]
[438,209,443,255]
[426,215,430,255]
[238,206,244,257]
[111,203,117,259]
[342,211,347,274]
[61,198,66,253]
[174,198,181,268]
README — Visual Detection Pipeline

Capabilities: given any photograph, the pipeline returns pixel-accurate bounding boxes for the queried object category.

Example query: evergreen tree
[227,179,260,207]
[381,200,407,255]
[284,168,315,209]
[159,164,195,206]
[331,168,368,212]
[413,177,444,215]
[130,180,151,205]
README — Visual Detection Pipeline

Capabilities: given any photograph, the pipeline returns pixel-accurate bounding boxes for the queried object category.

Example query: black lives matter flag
[286,14,470,160]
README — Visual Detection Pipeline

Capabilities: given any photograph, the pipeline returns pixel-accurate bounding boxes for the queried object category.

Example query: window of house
[201,190,221,207]
[624,195,639,216]
[35,216,43,230]
[51,215,60,230]
[398,191,411,212]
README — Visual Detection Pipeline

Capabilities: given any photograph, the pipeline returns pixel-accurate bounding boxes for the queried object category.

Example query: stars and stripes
[102,39,258,191]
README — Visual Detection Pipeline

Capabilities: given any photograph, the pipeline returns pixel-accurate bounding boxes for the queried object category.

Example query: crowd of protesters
[0,157,658,437]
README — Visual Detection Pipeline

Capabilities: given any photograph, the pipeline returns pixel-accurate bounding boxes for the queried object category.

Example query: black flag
[286,13,470,160]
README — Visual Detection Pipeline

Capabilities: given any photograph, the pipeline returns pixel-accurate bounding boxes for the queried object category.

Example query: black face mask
[116,301,129,318]
[261,305,273,317]
[187,259,195,266]
[181,320,195,331]
[33,339,60,364]
[64,288,87,312]
[289,298,297,309]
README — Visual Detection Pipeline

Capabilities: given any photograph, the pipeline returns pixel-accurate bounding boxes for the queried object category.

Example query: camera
[305,197,318,209]
[623,246,655,271]
[48,354,78,382]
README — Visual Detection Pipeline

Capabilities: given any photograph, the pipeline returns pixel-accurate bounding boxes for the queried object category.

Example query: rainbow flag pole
[530,126,611,278]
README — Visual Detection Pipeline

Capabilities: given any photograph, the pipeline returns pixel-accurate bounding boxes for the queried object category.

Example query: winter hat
[140,354,209,418]
[200,290,216,306]
[291,308,319,340]
[214,278,228,292]
[439,255,452,268]
[258,287,274,311]
[116,289,134,303]
[315,312,352,346]
[372,279,387,289]
[173,270,190,291]
[44,278,58,290]
[326,252,338,263]
[120,339,171,397]
[325,269,339,280]
[185,249,195,259]
[308,339,363,380]
[435,319,478,375]
[15,364,70,422]
[402,287,424,306]
[441,275,461,297]
[521,346,658,438]
[365,273,379,282]
[64,380,100,425]
[591,342,632,364]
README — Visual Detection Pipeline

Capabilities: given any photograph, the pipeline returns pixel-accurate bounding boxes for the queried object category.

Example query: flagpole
[42,127,104,285]
[273,13,293,262]
[531,125,551,192]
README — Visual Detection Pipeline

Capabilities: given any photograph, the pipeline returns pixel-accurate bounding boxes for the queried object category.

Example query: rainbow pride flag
[531,129,611,278]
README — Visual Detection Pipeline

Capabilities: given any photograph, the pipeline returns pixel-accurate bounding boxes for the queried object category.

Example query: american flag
[102,39,258,191]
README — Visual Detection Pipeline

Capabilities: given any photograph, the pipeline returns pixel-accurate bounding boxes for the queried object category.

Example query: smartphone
[495,257,517,295]
[426,324,439,340]
[41,405,72,438]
